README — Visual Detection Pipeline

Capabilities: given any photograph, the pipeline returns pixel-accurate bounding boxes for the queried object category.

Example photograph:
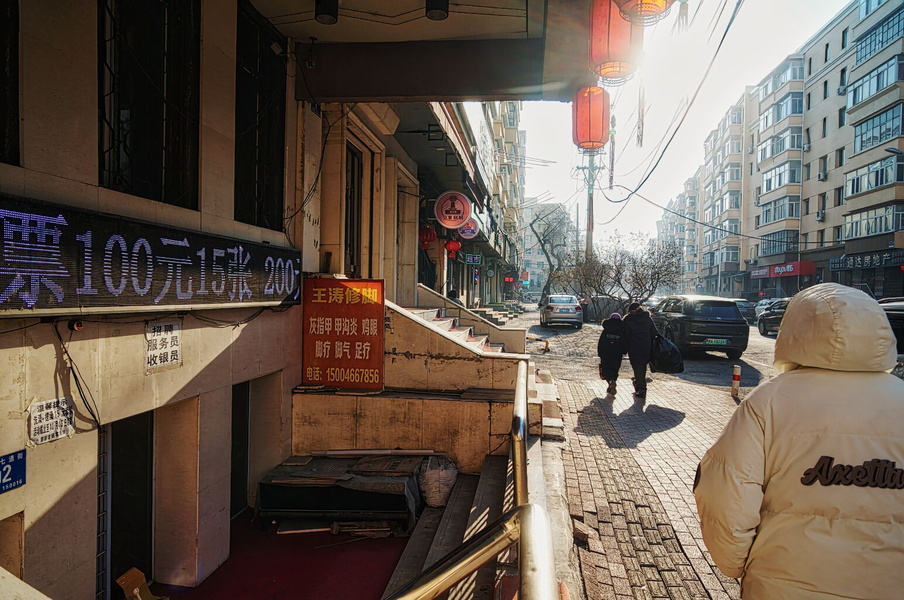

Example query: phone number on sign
[325,368,381,384]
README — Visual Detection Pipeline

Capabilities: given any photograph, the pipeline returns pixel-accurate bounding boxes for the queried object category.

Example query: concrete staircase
[382,455,512,600]
[404,307,505,353]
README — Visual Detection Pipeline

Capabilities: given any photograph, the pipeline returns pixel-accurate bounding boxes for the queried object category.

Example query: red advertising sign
[302,278,384,391]
[750,261,815,279]
[433,191,472,229]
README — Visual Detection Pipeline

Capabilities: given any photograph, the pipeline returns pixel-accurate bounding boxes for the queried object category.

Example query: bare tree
[560,232,682,318]
[528,204,574,299]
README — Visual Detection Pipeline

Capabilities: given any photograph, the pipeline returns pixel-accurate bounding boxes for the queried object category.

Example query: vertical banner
[302,278,384,391]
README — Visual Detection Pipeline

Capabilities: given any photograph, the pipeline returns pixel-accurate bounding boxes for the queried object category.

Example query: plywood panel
[292,394,357,455]
[356,397,424,449]
[422,400,489,474]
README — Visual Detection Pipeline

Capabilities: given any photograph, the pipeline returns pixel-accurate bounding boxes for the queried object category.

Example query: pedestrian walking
[597,312,626,396]
[694,283,904,599]
[623,302,657,400]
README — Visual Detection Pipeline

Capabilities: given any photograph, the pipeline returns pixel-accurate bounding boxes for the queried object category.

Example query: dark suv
[651,295,749,359]
[882,301,904,380]
[757,298,791,336]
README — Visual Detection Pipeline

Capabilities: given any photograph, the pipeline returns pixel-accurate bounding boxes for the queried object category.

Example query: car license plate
[557,308,572,313]
[705,338,728,345]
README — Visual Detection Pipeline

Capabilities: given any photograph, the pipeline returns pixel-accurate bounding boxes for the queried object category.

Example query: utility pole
[576,153,601,262]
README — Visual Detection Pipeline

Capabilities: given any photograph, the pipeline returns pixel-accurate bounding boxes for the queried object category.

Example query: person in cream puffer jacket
[694,283,904,599]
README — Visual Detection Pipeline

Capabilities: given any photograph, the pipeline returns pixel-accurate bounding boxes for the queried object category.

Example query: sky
[521,0,853,239]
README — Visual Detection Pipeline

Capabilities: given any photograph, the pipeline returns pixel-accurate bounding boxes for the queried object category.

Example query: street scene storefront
[749,260,815,298]
[829,249,904,299]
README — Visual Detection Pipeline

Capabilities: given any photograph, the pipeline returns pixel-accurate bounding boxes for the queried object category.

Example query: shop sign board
[0,193,301,317]
[465,254,482,265]
[28,398,75,445]
[146,318,183,374]
[750,261,815,279]
[0,450,26,495]
[829,249,904,271]
[302,278,384,391]
[458,218,480,240]
[433,191,472,229]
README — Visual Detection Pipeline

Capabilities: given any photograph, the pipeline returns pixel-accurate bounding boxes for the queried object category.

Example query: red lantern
[591,0,644,85]
[613,0,675,25]
[444,239,462,259]
[572,86,611,150]
[419,225,437,249]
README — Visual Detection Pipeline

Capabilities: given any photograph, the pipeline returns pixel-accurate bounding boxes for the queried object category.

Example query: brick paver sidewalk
[557,374,741,600]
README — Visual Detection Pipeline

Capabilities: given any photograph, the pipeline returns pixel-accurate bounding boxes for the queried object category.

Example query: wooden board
[351,456,424,477]
[381,507,444,599]
[276,520,333,535]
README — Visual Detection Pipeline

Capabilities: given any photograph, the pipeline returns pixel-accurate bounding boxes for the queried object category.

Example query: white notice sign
[146,319,184,374]
[29,398,75,444]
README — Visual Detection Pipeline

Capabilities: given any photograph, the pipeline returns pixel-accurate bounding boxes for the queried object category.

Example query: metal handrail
[386,360,558,600]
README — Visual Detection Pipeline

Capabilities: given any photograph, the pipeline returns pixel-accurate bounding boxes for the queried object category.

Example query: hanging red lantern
[419,225,437,249]
[613,0,675,25]
[572,86,611,151]
[444,239,462,259]
[591,0,644,85]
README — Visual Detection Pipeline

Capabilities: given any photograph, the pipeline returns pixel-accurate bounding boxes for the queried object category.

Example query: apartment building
[662,0,903,300]
[521,200,575,294]
[700,98,746,295]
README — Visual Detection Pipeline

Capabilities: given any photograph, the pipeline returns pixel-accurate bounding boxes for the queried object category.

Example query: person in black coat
[597,313,627,396]
[623,302,658,400]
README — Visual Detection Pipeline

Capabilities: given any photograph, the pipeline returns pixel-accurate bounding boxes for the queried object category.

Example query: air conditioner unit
[744,258,758,265]
[837,85,846,96]
[817,171,827,181]
[803,143,811,152]
[754,199,760,206]
[748,146,755,154]
[816,210,826,221]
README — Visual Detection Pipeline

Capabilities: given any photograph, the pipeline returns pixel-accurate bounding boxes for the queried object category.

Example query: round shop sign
[486,269,496,278]
[458,218,480,240]
[434,191,472,229]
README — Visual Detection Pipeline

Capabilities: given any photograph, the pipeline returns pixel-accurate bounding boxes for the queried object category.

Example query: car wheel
[726,350,743,360]
[575,323,583,330]
[758,321,768,336]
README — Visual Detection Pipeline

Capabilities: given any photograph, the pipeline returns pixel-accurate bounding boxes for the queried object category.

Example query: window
[834,186,845,206]
[856,7,904,65]
[729,164,741,181]
[818,229,825,247]
[806,93,811,110]
[728,191,741,209]
[824,80,829,100]
[808,57,813,76]
[819,193,827,211]
[822,117,828,138]
[805,127,811,144]
[840,67,848,87]
[99,0,202,208]
[846,55,903,108]
[524,260,531,269]
[234,2,287,231]
[838,107,847,127]
[824,43,830,63]
[762,161,801,192]
[801,232,809,248]
[853,104,903,153]
[761,195,800,225]
[757,126,802,162]
[759,92,803,131]
[843,205,904,240]
[842,28,849,49]
[0,0,18,166]
[760,230,799,256]
[819,155,828,172]
[845,155,904,197]
[859,0,890,20]
[803,198,810,215]
[804,163,811,180]
[836,147,845,167]
[834,225,844,243]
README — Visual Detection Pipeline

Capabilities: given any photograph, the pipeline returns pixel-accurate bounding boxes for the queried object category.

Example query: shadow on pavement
[668,352,767,389]
[574,395,686,449]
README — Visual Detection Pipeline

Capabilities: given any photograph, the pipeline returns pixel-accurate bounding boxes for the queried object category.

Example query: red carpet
[155,515,409,600]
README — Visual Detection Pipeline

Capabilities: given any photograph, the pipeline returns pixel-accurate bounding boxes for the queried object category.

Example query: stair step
[448,327,472,341]
[467,335,489,348]
[449,456,509,600]
[432,317,455,332]
[485,343,505,353]
[382,507,444,599]
[423,475,479,570]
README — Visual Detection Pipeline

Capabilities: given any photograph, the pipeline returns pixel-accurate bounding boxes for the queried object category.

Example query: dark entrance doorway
[231,381,251,519]
[110,411,154,600]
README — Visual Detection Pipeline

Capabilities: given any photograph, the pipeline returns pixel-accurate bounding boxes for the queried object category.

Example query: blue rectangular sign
[0,449,26,495]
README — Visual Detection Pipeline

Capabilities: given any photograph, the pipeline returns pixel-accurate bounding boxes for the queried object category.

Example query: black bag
[649,335,684,374]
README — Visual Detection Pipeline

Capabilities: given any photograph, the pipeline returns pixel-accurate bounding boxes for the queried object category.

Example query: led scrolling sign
[0,194,301,316]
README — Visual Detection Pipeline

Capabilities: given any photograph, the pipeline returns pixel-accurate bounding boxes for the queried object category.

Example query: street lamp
[885,147,903,156]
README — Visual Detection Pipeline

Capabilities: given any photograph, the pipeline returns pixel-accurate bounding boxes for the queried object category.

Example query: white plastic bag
[418,456,459,507]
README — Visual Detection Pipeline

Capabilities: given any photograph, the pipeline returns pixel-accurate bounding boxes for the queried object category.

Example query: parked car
[539,294,583,329]
[642,296,662,311]
[754,297,779,318]
[729,298,757,324]
[878,296,904,304]
[651,295,749,359]
[757,298,791,336]
[881,301,904,380]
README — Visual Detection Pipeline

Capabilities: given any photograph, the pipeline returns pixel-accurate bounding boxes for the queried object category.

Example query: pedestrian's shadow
[575,394,686,449]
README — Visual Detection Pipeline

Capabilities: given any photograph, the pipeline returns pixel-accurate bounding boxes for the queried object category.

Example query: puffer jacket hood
[774,282,897,374]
